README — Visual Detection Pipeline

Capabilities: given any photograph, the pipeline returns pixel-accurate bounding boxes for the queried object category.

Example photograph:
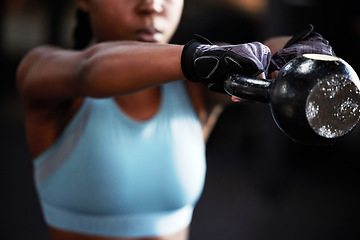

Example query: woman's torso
[30,82,206,240]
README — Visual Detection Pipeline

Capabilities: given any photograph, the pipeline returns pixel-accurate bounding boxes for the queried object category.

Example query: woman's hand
[181,35,271,93]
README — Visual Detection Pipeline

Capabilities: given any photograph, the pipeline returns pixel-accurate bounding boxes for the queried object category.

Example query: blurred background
[1,0,360,239]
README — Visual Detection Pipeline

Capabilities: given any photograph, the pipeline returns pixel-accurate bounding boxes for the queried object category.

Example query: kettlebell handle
[224,74,272,103]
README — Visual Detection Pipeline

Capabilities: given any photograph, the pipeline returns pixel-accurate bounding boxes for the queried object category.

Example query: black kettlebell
[224,54,360,145]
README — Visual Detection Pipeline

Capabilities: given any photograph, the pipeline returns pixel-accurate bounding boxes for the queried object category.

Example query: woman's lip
[136,30,163,42]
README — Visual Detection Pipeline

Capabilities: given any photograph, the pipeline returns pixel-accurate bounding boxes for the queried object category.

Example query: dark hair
[73,8,93,50]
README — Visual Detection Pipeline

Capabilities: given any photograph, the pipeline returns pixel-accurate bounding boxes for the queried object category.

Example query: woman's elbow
[76,51,106,98]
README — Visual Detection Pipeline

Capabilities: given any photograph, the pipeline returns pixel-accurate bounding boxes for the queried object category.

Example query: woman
[16,0,276,239]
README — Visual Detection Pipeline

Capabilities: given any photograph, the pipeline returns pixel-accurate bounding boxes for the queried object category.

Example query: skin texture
[48,226,190,240]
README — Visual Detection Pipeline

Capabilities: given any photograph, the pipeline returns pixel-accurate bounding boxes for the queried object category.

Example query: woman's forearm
[78,41,185,98]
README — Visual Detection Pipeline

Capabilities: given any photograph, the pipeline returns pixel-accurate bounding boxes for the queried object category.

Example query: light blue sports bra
[33,81,206,238]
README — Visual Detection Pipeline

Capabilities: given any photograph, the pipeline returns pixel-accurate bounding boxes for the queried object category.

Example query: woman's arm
[17,41,184,108]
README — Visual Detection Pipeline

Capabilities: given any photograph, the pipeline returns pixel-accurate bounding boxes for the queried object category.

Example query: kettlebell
[224,54,360,145]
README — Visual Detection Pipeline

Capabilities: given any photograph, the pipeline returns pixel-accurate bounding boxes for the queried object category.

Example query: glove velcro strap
[284,24,314,48]
[283,24,324,49]
[181,35,214,82]
[181,40,202,82]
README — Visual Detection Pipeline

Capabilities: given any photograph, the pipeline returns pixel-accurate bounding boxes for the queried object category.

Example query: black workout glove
[181,35,271,93]
[269,24,335,73]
